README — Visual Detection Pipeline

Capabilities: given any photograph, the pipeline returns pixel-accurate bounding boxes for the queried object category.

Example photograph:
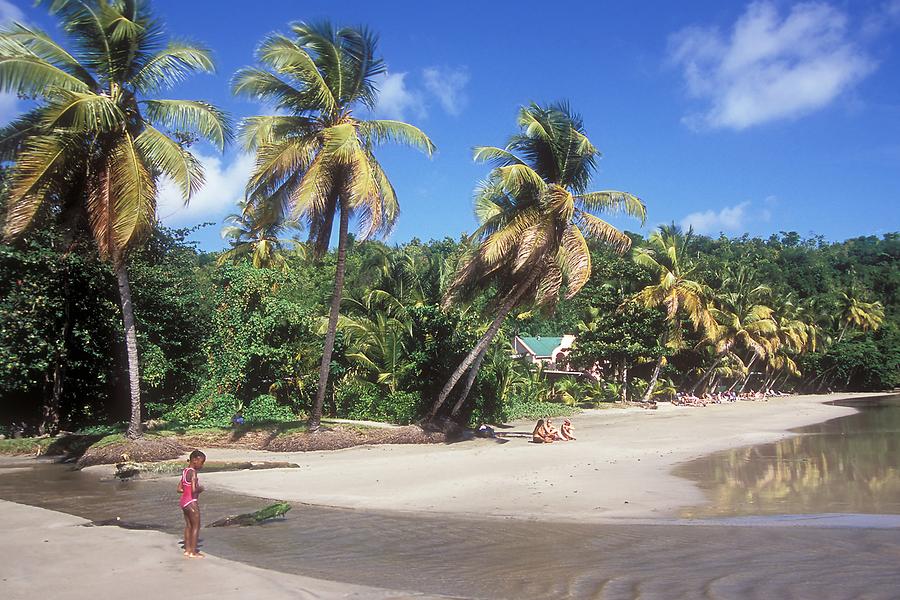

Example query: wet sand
[0,499,442,600]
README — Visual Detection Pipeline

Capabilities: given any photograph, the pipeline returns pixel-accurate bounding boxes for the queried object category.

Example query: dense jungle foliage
[1,211,896,433]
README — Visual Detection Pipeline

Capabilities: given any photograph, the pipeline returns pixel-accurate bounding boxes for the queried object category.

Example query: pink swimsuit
[179,467,198,509]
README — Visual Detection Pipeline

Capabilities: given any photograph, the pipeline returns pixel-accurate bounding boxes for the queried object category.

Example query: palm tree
[219,199,299,269]
[234,22,434,430]
[332,289,411,393]
[695,292,778,394]
[428,103,646,420]
[836,289,884,342]
[633,224,713,401]
[0,0,230,438]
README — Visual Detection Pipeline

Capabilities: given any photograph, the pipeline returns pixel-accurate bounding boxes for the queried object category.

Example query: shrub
[242,394,296,424]
[336,381,420,424]
[163,389,237,429]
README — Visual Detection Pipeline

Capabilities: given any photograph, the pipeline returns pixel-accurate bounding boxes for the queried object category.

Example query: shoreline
[188,392,885,523]
[1,392,896,600]
[0,499,445,600]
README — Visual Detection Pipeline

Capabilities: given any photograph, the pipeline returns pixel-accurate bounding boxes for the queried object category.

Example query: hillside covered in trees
[2,212,896,434]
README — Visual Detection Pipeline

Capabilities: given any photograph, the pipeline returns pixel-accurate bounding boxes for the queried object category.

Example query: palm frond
[576,191,646,224]
[41,90,125,131]
[132,42,215,93]
[141,99,232,151]
[358,120,435,156]
[472,145,525,167]
[237,115,317,152]
[135,124,204,202]
[3,134,70,238]
[256,33,335,112]
[0,54,91,95]
[575,209,632,253]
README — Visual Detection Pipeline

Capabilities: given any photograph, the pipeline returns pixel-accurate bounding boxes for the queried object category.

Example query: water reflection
[676,395,900,517]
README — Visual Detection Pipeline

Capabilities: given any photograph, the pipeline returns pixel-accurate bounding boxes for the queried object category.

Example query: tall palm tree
[0,0,230,438]
[633,224,713,401]
[428,103,645,420]
[234,22,434,430]
[219,199,299,269]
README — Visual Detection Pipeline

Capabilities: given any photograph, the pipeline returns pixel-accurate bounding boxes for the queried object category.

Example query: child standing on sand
[177,449,206,558]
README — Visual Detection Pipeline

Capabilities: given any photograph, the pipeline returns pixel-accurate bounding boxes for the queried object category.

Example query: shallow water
[1,395,899,599]
[675,394,900,517]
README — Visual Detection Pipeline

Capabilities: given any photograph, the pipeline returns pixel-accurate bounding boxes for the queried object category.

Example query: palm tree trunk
[690,355,723,395]
[837,323,848,343]
[620,359,628,402]
[737,354,759,394]
[428,279,531,420]
[116,262,142,440]
[641,355,664,402]
[449,344,489,418]
[309,200,350,431]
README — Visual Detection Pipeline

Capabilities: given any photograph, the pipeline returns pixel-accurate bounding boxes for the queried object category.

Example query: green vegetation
[0,2,896,439]
[0,0,231,438]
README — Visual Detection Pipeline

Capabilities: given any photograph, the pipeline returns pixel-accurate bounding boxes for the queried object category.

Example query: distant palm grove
[0,1,896,438]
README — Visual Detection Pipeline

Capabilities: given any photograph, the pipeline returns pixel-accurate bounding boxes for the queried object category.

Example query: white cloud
[423,66,469,116]
[0,0,24,24]
[372,72,426,120]
[669,1,876,130]
[157,152,255,226]
[681,201,751,234]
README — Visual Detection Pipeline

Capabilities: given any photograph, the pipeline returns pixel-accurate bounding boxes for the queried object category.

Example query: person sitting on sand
[544,417,565,441]
[560,418,576,441]
[532,419,554,443]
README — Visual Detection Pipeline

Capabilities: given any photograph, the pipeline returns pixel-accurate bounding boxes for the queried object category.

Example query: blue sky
[2,0,899,250]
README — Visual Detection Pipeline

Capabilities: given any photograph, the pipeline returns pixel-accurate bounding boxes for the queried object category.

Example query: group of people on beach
[673,389,790,406]
[532,417,576,443]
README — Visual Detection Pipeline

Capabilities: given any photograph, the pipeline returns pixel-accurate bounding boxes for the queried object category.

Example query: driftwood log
[208,502,292,527]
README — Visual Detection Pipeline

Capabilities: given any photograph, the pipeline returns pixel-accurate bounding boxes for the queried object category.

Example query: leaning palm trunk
[449,345,490,417]
[428,280,531,420]
[737,354,759,394]
[310,202,350,431]
[690,355,723,395]
[116,262,143,440]
[641,355,664,402]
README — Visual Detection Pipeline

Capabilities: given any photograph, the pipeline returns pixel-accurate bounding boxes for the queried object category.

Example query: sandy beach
[3,392,897,600]
[195,393,871,522]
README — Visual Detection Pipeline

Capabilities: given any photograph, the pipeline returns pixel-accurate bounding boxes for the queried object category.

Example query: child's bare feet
[188,552,204,558]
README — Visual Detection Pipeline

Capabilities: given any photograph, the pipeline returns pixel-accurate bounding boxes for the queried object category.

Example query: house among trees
[513,335,576,370]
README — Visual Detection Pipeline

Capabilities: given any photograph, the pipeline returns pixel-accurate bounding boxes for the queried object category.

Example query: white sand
[0,499,443,600]
[197,393,877,522]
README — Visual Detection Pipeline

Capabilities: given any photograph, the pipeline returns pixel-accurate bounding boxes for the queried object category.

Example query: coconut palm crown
[430,103,646,419]
[0,0,231,252]
[233,22,434,429]
[0,0,231,438]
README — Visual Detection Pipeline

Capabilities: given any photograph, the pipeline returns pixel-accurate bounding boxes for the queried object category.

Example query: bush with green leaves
[334,380,420,424]
[242,394,297,424]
